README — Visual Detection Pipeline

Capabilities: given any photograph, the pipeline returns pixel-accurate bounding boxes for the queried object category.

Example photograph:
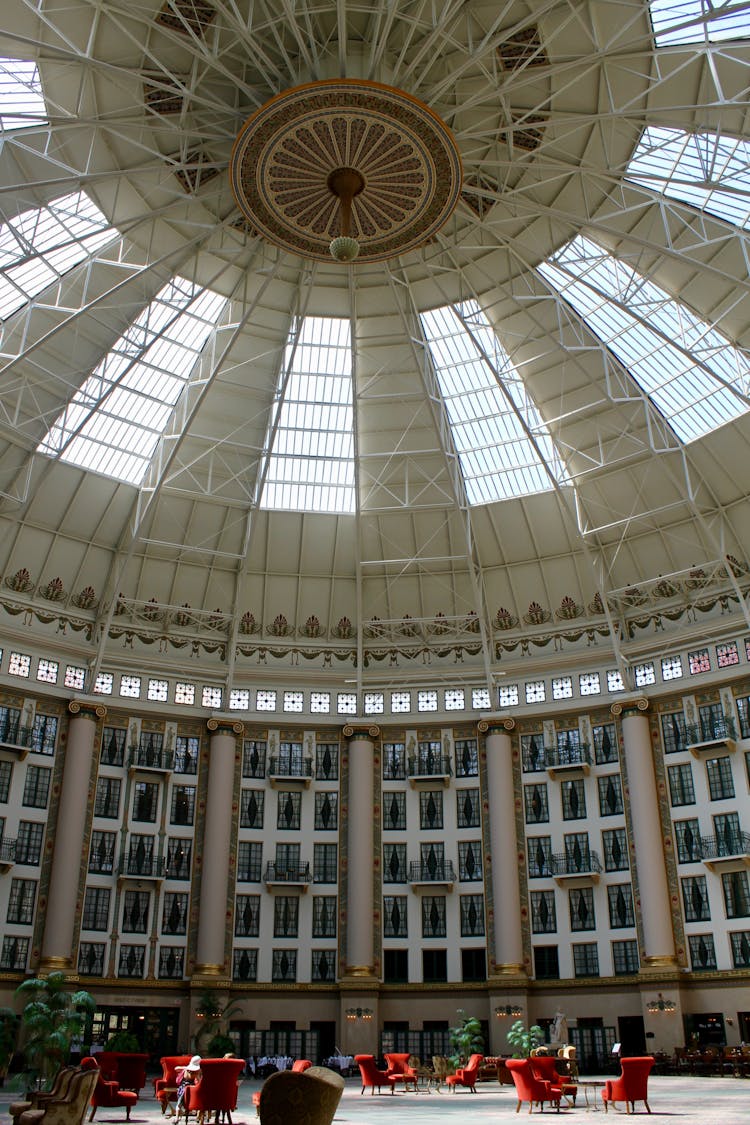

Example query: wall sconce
[646,993,675,1014]
[346,1007,373,1022]
[495,1004,523,1019]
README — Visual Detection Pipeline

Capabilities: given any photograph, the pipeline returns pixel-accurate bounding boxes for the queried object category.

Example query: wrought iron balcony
[550,849,602,882]
[264,862,312,886]
[700,831,750,869]
[118,854,166,879]
[0,722,34,757]
[267,757,313,786]
[0,838,16,869]
[407,754,453,785]
[685,717,737,755]
[408,859,456,886]
[545,744,591,777]
[128,746,175,772]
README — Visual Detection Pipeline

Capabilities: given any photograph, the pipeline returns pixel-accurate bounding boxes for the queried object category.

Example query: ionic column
[343,724,379,977]
[194,718,242,976]
[40,701,106,972]
[613,699,677,967]
[481,719,525,975]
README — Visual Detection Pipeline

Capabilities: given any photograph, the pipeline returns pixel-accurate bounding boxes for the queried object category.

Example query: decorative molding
[610,697,649,717]
[342,724,380,740]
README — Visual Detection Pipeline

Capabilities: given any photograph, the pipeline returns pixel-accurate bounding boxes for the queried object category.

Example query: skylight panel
[0,191,115,319]
[38,277,227,485]
[626,126,750,227]
[420,301,567,505]
[260,316,355,514]
[0,58,47,131]
[649,0,750,45]
[538,234,750,443]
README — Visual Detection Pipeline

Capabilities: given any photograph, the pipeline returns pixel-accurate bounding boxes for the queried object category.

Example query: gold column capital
[68,700,106,720]
[342,723,380,740]
[611,696,649,717]
[479,717,515,734]
[206,717,244,736]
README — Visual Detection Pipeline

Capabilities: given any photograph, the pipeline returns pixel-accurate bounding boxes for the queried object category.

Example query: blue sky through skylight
[420,301,568,505]
[0,58,47,131]
[650,0,750,45]
[626,126,750,227]
[260,316,355,514]
[538,234,750,443]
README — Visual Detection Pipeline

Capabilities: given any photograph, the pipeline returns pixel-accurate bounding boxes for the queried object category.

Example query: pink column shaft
[347,735,375,973]
[485,728,524,972]
[195,727,236,971]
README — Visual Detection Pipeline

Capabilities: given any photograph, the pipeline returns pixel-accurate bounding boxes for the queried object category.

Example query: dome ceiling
[0,0,748,696]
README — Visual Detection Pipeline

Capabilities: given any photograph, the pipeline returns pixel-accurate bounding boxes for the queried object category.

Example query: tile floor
[2,1072,748,1125]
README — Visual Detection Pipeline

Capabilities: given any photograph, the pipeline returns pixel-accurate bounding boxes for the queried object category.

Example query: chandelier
[495,1003,523,1018]
[646,993,676,1013]
[345,1007,374,1022]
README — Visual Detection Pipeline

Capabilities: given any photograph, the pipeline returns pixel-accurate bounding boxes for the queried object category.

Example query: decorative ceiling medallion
[230,79,463,263]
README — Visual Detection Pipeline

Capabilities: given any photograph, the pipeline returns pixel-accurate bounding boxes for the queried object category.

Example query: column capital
[611,696,649,717]
[68,700,106,720]
[343,723,380,739]
[206,717,244,735]
[478,717,515,734]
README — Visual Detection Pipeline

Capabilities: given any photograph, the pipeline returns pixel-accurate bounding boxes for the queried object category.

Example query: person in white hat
[175,1055,202,1115]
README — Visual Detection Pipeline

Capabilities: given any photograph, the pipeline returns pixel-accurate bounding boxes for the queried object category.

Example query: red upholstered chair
[506,1058,562,1114]
[531,1055,577,1105]
[182,1058,245,1125]
[446,1054,483,1093]
[253,1060,311,1113]
[354,1055,396,1095]
[602,1056,655,1114]
[155,1057,193,1114]
[384,1054,418,1092]
[84,1060,138,1121]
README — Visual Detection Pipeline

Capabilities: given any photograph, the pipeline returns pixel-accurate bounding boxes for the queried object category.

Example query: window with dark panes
[315,743,338,780]
[597,774,623,816]
[0,759,11,802]
[16,821,43,865]
[533,945,559,979]
[133,781,158,822]
[235,895,260,937]
[383,791,406,830]
[32,713,57,754]
[419,790,443,830]
[572,942,599,977]
[89,830,116,874]
[277,790,301,830]
[593,723,618,764]
[314,791,338,830]
[273,896,299,938]
[23,765,51,807]
[455,739,478,777]
[232,948,258,981]
[311,949,336,981]
[122,889,150,932]
[159,946,185,979]
[688,934,717,970]
[674,819,702,863]
[422,948,447,983]
[237,841,262,882]
[458,840,482,881]
[569,886,596,931]
[461,948,486,981]
[521,733,545,772]
[314,843,337,883]
[78,942,105,976]
[7,878,36,923]
[612,939,639,975]
[459,894,485,936]
[421,896,446,937]
[242,740,266,778]
[118,944,145,978]
[383,895,408,938]
[383,843,406,883]
[607,883,635,927]
[240,789,264,829]
[170,785,195,825]
[561,778,586,820]
[528,836,553,877]
[660,711,686,754]
[722,870,750,918]
[162,893,188,935]
[524,783,549,823]
[730,931,750,968]
[714,811,742,856]
[681,875,710,921]
[530,890,557,933]
[95,777,121,818]
[602,828,629,871]
[166,838,192,879]
[101,726,125,766]
[175,735,199,773]
[383,743,406,780]
[667,763,695,806]
[456,788,480,828]
[271,949,297,982]
[312,895,337,937]
[82,887,110,930]
[384,949,408,982]
[706,756,734,801]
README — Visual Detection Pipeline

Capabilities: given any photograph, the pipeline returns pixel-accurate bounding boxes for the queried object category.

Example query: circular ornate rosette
[230,79,463,262]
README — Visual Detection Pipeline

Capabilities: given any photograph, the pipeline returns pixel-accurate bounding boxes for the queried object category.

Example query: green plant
[193,990,241,1053]
[205,1033,235,1058]
[15,972,95,1088]
[103,1030,141,1052]
[506,1019,545,1058]
[448,1009,484,1067]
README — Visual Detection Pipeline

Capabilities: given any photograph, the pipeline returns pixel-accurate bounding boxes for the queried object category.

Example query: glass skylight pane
[626,126,750,227]
[538,234,750,443]
[420,301,567,504]
[650,0,750,45]
[39,277,226,485]
[260,316,355,514]
[0,191,114,319]
[0,58,47,131]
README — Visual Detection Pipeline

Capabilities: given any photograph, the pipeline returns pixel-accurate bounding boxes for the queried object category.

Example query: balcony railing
[0,723,34,755]
[407,755,453,779]
[128,747,174,772]
[700,831,750,862]
[264,862,312,884]
[408,860,456,884]
[267,757,313,780]
[545,745,591,773]
[685,717,737,751]
[118,854,166,879]
[0,838,16,866]
[551,850,602,879]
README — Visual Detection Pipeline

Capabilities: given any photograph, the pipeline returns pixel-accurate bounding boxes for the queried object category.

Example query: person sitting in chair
[176,1056,202,1116]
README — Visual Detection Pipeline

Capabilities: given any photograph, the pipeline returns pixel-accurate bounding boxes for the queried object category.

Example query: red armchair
[354,1055,396,1095]
[531,1055,577,1105]
[602,1056,654,1114]
[155,1057,193,1114]
[506,1058,562,1113]
[83,1060,138,1121]
[446,1053,483,1092]
[252,1060,311,1113]
[182,1058,245,1125]
[94,1055,148,1094]
[384,1054,418,1092]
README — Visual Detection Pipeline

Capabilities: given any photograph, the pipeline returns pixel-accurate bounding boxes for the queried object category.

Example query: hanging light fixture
[328,167,364,263]
[345,1006,374,1022]
[495,1003,523,1018]
[646,993,675,1013]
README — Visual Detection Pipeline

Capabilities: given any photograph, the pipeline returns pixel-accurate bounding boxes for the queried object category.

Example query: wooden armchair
[16,1067,100,1125]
